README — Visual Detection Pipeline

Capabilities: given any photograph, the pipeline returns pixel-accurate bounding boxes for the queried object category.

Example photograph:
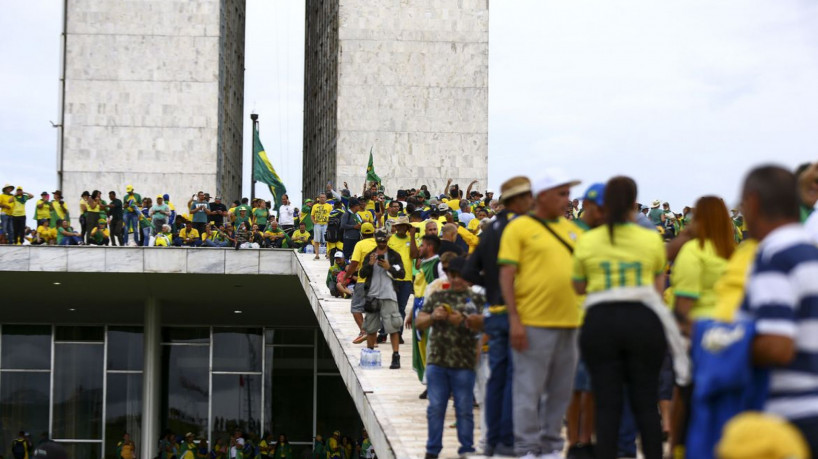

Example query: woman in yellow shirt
[671,196,736,333]
[572,176,668,459]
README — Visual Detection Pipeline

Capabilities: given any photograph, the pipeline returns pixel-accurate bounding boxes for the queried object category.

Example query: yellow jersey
[12,196,27,217]
[36,200,51,220]
[671,239,730,319]
[179,228,199,240]
[357,210,374,225]
[310,203,333,225]
[498,216,584,327]
[291,229,311,244]
[0,193,14,215]
[573,223,666,294]
[387,233,414,282]
[712,239,758,322]
[350,237,377,282]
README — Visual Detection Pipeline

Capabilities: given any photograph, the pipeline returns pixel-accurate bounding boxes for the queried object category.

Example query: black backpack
[325,212,342,243]
[12,439,26,459]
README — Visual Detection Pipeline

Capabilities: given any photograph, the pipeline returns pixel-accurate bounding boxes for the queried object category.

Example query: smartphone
[377,254,385,261]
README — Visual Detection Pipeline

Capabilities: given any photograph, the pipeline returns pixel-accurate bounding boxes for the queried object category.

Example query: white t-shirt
[805,210,818,245]
[278,204,297,225]
[230,438,245,459]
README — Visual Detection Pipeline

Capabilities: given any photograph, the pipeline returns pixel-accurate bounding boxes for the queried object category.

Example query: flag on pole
[253,123,287,209]
[366,147,381,184]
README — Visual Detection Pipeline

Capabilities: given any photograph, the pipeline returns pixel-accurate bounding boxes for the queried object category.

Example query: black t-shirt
[109,199,123,220]
[439,240,464,257]
[209,202,227,225]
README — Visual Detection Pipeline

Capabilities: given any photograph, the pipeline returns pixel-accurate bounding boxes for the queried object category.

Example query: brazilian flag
[366,147,381,184]
[253,124,287,209]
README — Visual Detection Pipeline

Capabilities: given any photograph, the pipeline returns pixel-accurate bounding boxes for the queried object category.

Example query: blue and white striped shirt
[739,223,818,421]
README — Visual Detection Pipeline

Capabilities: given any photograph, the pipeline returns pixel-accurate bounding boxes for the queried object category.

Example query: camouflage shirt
[422,288,486,369]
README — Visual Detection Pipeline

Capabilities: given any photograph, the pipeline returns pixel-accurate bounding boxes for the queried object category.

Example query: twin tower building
[58,0,489,206]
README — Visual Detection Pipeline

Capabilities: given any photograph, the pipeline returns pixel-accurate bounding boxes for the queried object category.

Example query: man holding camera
[358,228,406,369]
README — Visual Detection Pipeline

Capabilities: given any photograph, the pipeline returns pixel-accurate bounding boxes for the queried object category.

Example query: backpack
[12,439,26,459]
[325,212,342,243]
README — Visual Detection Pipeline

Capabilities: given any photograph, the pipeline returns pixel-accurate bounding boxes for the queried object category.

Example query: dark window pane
[269,347,313,442]
[265,329,314,346]
[316,376,362,442]
[316,335,338,373]
[0,372,50,455]
[62,442,102,459]
[212,329,262,372]
[53,343,104,439]
[1,324,51,370]
[105,374,142,459]
[211,374,261,444]
[161,346,209,438]
[161,328,210,344]
[56,326,104,342]
[107,327,144,371]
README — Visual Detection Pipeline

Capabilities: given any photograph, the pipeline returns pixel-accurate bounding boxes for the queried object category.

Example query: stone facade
[303,0,489,199]
[60,0,245,220]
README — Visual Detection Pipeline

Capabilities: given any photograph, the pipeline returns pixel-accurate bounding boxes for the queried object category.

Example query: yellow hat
[360,222,375,235]
[126,185,134,192]
[716,412,809,459]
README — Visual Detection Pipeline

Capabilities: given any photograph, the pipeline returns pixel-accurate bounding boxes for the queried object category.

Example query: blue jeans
[59,236,82,246]
[426,364,476,456]
[141,226,152,246]
[484,313,514,452]
[123,212,139,244]
[1,214,13,242]
[203,240,229,247]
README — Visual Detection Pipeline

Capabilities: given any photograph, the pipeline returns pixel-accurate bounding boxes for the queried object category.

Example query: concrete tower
[302,0,489,199]
[58,0,245,216]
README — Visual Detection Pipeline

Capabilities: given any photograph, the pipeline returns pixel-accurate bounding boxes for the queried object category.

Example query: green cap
[98,219,107,224]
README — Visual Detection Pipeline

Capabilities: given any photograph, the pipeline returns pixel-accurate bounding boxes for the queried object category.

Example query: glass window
[53,343,104,439]
[212,328,262,372]
[1,324,51,370]
[264,329,314,346]
[267,347,313,443]
[105,373,142,459]
[316,376,361,441]
[161,346,209,438]
[316,335,338,373]
[107,327,144,371]
[211,374,261,444]
[0,372,50,455]
[56,326,104,342]
[62,442,102,459]
[161,327,210,344]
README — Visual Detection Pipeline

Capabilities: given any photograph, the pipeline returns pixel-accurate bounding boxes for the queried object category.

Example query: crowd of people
[3,161,818,459]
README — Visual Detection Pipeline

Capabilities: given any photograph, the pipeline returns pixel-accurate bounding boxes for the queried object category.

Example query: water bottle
[360,348,371,368]
[374,349,382,368]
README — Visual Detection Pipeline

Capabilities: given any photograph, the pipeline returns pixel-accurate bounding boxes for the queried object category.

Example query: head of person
[663,202,671,212]
[268,220,279,231]
[348,197,360,212]
[81,190,90,199]
[580,183,606,228]
[393,217,411,237]
[281,194,289,205]
[163,193,170,203]
[409,211,423,223]
[445,256,470,291]
[2,184,13,194]
[98,219,106,228]
[299,222,306,232]
[108,191,116,201]
[156,195,164,205]
[258,200,266,209]
[278,434,287,444]
[40,191,49,201]
[499,176,533,214]
[92,190,102,200]
[424,220,438,236]
[369,182,378,194]
[252,224,259,232]
[360,222,375,239]
[419,234,441,258]
[318,193,327,204]
[143,197,152,208]
[53,190,62,200]
[333,430,340,439]
[197,191,204,201]
[241,198,249,205]
[162,224,171,233]
[374,227,389,248]
[603,176,638,243]
[532,169,580,220]
[334,251,346,266]
[475,208,489,221]
[692,196,736,259]
[239,208,247,217]
[683,206,692,216]
[388,201,401,216]
[460,200,471,212]
[741,165,800,241]
[441,223,458,242]
[716,412,810,459]
[60,219,69,229]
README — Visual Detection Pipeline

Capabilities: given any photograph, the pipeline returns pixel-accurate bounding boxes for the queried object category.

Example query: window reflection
[62,442,102,459]
[268,347,314,442]
[0,372,50,455]
[53,344,104,440]
[316,376,361,441]
[161,346,209,438]
[1,325,51,370]
[107,327,144,371]
[212,328,262,372]
[211,374,261,445]
[105,374,143,459]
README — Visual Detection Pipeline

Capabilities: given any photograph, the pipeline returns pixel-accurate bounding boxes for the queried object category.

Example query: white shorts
[314,224,327,243]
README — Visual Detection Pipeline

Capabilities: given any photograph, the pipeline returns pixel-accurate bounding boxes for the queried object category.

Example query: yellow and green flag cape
[253,124,287,209]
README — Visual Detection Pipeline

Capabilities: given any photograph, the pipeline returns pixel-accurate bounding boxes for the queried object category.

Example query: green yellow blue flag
[366,147,381,184]
[253,124,287,209]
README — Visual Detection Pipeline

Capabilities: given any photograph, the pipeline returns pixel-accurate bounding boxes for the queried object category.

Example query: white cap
[334,251,344,258]
[531,168,581,196]
[486,188,494,194]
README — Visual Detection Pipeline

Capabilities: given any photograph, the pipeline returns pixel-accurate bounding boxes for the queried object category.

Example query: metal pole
[141,298,161,459]
[250,113,259,203]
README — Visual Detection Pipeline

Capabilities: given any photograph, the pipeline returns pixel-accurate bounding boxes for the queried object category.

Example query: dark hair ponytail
[604,176,637,244]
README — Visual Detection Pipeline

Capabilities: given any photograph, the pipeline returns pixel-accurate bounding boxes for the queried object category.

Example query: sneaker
[352,332,367,344]
[419,389,428,399]
[389,352,400,369]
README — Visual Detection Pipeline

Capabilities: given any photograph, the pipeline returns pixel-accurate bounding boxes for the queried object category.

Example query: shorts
[314,224,327,243]
[350,282,366,313]
[363,298,402,335]
[573,358,592,392]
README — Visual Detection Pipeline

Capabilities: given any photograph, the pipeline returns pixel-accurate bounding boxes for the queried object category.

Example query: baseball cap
[374,227,390,241]
[438,203,450,212]
[41,191,49,196]
[531,168,581,196]
[126,185,134,192]
[360,222,375,235]
[582,183,605,207]
[334,251,344,258]
[717,412,809,459]
[98,218,106,224]
[163,194,170,201]
[16,186,23,191]
[31,442,68,459]
[157,195,164,199]
[499,176,531,202]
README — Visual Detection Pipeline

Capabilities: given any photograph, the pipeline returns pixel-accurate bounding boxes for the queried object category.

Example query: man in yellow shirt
[291,222,311,251]
[174,221,202,247]
[1,184,16,244]
[344,222,377,344]
[310,193,333,259]
[499,169,583,457]
[384,216,418,342]
[35,192,52,222]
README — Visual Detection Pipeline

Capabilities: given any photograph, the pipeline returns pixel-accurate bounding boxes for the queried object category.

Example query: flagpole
[250,113,258,203]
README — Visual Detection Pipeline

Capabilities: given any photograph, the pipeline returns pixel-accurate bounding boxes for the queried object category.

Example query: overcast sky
[2,0,817,212]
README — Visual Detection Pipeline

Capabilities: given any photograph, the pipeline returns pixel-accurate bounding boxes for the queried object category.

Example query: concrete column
[141,298,161,459]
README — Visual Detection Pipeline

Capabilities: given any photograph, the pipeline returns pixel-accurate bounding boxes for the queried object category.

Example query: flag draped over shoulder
[253,124,286,209]
[366,147,381,184]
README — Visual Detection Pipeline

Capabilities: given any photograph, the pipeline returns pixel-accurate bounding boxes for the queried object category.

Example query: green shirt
[253,208,269,226]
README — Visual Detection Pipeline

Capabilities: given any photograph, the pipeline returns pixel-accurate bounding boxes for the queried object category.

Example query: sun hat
[393,216,411,226]
[651,200,661,207]
[2,184,13,192]
[374,227,390,241]
[499,176,531,203]
[126,185,134,192]
[531,168,581,196]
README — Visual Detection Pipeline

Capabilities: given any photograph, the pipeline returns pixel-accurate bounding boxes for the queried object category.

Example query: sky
[1,0,817,214]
